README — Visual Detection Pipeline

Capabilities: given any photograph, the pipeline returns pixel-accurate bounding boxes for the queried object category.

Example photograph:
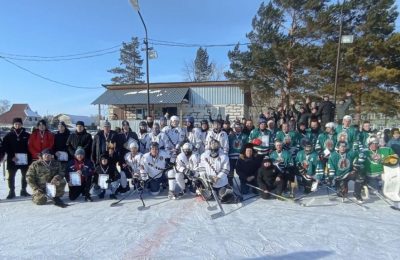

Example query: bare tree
[0,99,10,114]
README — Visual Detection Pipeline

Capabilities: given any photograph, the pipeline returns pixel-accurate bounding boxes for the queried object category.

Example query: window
[136,109,147,120]
[29,117,32,121]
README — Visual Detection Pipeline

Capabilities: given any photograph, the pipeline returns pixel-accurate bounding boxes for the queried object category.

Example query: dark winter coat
[91,130,117,165]
[66,130,93,158]
[317,100,335,124]
[336,96,354,121]
[65,158,94,185]
[114,130,139,164]
[0,138,4,162]
[257,165,283,191]
[235,155,262,180]
[53,130,71,160]
[3,127,31,170]
[93,164,120,185]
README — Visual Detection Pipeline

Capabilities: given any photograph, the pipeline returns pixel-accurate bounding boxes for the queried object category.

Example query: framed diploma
[98,174,109,190]
[46,183,56,198]
[57,151,68,161]
[69,172,81,186]
[15,153,28,165]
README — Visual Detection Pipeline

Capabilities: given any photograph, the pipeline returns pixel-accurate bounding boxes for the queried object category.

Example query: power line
[0,56,102,89]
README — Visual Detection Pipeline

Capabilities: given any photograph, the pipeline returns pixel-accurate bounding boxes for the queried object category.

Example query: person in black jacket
[235,143,262,194]
[317,95,335,129]
[92,153,121,199]
[91,121,117,166]
[3,117,32,199]
[114,120,139,166]
[66,121,92,159]
[257,157,284,199]
[53,121,70,169]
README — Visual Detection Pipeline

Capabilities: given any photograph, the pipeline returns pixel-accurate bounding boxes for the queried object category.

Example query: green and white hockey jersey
[270,150,293,168]
[361,147,394,177]
[335,125,359,151]
[295,150,324,180]
[328,151,359,178]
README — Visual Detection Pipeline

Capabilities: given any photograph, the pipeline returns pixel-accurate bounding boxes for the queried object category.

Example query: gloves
[50,175,62,186]
[106,179,112,184]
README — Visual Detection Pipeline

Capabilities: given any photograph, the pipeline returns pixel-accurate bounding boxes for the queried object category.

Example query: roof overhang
[92,87,189,105]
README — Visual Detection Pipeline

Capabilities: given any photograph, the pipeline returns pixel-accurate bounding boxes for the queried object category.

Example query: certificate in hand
[98,174,109,189]
[46,183,56,198]
[15,153,28,165]
[69,172,81,186]
[261,135,269,147]
[57,151,68,161]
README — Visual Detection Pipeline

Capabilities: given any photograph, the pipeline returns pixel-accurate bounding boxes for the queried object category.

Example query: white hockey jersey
[175,152,201,174]
[149,132,167,150]
[140,150,169,179]
[162,126,186,151]
[124,151,143,175]
[198,151,230,188]
[205,130,229,154]
[182,127,202,152]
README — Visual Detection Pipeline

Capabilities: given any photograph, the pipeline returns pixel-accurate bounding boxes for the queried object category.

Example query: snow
[1,165,400,260]
[125,90,161,95]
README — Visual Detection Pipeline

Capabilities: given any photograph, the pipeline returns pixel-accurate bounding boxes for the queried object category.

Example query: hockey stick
[110,186,139,207]
[204,158,226,218]
[326,186,368,210]
[137,167,171,210]
[366,185,395,207]
[246,183,295,202]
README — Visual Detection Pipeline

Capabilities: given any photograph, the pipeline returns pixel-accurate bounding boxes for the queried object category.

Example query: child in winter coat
[93,153,121,199]
[257,157,284,199]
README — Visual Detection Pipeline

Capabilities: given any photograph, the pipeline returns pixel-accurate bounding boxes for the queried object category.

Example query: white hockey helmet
[129,140,139,150]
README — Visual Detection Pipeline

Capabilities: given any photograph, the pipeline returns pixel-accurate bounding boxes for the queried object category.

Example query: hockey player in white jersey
[206,119,229,154]
[138,121,151,154]
[168,142,201,199]
[198,139,239,203]
[140,142,170,195]
[122,141,143,189]
[162,116,185,163]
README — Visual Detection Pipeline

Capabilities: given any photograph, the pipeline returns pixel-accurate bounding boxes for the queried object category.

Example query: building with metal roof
[92,81,251,126]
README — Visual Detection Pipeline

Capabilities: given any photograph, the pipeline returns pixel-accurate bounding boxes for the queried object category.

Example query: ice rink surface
[0,168,399,260]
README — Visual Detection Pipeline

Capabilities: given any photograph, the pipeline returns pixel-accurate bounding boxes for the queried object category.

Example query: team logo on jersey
[338,158,350,171]
[370,152,381,164]
[324,139,334,150]
[234,140,242,149]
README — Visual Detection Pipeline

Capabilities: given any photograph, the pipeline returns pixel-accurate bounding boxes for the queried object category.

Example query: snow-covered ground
[0,165,399,260]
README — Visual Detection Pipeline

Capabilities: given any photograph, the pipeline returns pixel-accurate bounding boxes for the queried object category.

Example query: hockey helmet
[209,139,220,157]
[186,116,194,124]
[182,142,193,156]
[139,121,147,130]
[152,123,161,135]
[129,140,139,150]
[150,142,159,150]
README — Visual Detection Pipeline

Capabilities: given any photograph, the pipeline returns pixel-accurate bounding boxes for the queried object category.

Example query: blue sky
[0,0,399,118]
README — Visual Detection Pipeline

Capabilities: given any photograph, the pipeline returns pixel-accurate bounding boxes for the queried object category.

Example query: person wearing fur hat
[28,119,55,161]
[228,122,248,186]
[26,148,68,207]
[93,153,121,199]
[91,120,117,166]
[66,121,92,159]
[257,157,284,199]
[65,147,95,202]
[3,117,32,199]
[235,143,262,194]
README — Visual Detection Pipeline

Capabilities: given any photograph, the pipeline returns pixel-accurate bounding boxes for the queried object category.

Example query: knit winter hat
[37,119,47,127]
[75,147,85,156]
[76,121,85,127]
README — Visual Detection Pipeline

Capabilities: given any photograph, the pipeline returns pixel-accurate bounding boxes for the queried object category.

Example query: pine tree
[108,37,144,84]
[194,47,213,82]
[319,0,399,119]
[225,1,329,106]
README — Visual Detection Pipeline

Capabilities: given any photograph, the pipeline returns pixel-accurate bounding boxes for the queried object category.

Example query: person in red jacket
[28,120,55,161]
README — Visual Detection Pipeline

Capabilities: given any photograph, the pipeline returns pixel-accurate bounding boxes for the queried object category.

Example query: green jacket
[248,128,272,150]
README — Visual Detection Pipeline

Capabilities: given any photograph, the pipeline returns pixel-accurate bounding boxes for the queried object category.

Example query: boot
[6,190,16,199]
[98,190,105,199]
[353,192,363,204]
[53,197,69,208]
[85,195,93,202]
[109,193,117,200]
[20,189,31,197]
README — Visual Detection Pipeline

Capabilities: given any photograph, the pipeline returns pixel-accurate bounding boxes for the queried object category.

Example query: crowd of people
[0,93,399,208]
